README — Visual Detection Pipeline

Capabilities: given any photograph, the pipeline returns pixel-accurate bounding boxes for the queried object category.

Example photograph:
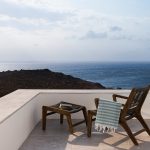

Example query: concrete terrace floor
[19,119,150,150]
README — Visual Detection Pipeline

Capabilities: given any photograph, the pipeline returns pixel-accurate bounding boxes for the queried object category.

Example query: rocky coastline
[0,69,105,97]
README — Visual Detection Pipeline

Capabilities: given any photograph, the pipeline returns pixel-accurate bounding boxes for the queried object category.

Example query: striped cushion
[95,99,122,132]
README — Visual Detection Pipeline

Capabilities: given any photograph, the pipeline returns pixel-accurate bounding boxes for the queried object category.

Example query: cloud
[0,14,48,25]
[0,0,77,32]
[4,0,73,12]
[110,26,122,32]
[110,34,132,40]
[0,12,76,31]
[80,30,107,40]
[0,0,150,62]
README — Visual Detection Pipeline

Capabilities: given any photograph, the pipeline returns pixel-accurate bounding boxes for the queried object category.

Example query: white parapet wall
[0,89,150,150]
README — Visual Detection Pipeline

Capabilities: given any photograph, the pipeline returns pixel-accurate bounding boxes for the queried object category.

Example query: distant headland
[0,69,105,97]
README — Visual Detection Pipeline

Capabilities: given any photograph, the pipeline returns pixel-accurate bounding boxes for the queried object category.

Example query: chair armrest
[112,94,128,102]
[94,98,99,109]
[88,110,97,116]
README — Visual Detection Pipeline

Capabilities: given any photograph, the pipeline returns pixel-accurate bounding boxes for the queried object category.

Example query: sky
[0,0,150,62]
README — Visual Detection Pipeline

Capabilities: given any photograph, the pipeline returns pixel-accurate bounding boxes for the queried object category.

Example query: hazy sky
[0,0,150,62]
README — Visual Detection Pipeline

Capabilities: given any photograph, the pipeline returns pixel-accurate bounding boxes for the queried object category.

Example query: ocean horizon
[0,62,150,89]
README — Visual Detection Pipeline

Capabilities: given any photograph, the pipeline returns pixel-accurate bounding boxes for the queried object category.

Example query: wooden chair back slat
[121,86,150,118]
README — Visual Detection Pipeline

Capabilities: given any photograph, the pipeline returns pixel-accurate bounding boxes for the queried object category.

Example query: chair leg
[82,107,88,126]
[60,114,63,124]
[87,111,93,137]
[66,114,74,134]
[42,106,47,130]
[136,114,150,135]
[120,120,138,145]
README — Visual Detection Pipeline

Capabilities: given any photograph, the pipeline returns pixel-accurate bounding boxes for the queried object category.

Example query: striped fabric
[95,99,122,133]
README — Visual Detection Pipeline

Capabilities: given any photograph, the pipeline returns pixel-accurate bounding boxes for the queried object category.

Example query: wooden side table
[42,101,88,134]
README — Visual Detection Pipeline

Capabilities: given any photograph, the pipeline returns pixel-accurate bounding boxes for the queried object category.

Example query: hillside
[0,69,105,97]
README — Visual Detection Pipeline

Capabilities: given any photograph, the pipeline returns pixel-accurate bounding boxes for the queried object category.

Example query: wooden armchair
[87,86,150,145]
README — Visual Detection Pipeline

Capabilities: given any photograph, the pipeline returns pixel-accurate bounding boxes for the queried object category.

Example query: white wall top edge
[17,89,131,94]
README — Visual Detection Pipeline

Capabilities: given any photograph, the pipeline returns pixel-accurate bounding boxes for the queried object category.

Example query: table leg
[87,110,93,137]
[66,114,74,134]
[42,106,47,130]
[82,107,88,126]
[60,114,63,124]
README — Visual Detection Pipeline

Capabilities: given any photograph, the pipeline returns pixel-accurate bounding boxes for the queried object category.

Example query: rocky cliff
[0,69,105,97]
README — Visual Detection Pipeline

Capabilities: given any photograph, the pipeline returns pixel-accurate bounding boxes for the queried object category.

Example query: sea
[0,62,150,89]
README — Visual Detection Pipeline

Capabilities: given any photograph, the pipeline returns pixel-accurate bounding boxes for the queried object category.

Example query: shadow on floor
[69,119,150,150]
[20,119,150,150]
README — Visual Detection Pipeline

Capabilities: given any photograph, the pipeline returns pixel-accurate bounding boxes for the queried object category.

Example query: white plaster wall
[0,94,40,150]
[36,91,150,119]
[35,92,126,119]
[0,90,149,150]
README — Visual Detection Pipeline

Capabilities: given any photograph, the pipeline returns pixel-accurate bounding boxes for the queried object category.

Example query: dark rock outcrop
[0,69,105,97]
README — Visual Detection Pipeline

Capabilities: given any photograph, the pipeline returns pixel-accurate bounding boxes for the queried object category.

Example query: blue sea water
[0,62,150,89]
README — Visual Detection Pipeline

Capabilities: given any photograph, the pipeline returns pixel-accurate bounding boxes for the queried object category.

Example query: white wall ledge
[0,90,40,124]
